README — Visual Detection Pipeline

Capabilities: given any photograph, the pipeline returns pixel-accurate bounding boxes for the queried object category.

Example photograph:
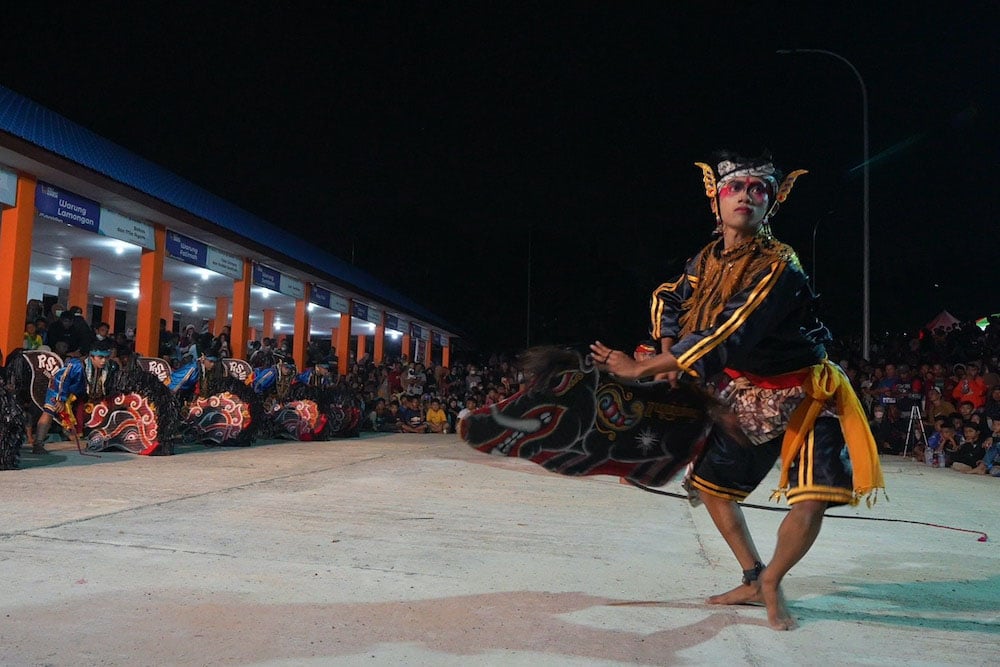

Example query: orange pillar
[214,296,230,335]
[135,225,166,357]
[160,280,173,326]
[292,284,311,370]
[69,257,91,314]
[356,334,367,362]
[337,309,352,376]
[401,332,411,364]
[262,308,275,339]
[101,296,116,327]
[0,173,36,357]
[424,337,433,366]
[248,327,257,342]
[373,314,385,364]
[231,259,251,360]
[442,336,450,368]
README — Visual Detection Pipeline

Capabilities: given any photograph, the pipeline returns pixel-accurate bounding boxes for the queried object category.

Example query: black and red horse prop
[458,348,715,487]
[274,383,362,441]
[85,361,183,455]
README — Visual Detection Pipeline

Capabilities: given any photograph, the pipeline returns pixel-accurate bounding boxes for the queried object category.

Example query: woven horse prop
[458,348,716,487]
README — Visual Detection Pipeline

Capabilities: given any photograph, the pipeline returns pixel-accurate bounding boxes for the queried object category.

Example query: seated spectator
[969,419,1000,476]
[925,387,956,422]
[368,398,393,433]
[399,395,427,433]
[34,318,48,345]
[870,404,906,454]
[23,321,43,350]
[457,397,478,422]
[383,400,403,432]
[924,417,949,467]
[952,363,987,410]
[952,423,987,472]
[425,398,449,433]
[983,387,1000,426]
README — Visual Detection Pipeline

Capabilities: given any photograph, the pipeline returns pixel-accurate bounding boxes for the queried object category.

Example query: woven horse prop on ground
[276,383,361,440]
[458,347,717,487]
[85,361,183,455]
[180,359,264,447]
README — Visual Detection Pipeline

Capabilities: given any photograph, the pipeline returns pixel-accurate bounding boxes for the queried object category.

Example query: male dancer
[32,338,115,454]
[591,152,882,630]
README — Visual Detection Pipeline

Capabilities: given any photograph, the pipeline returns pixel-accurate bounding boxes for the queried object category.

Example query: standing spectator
[215,326,232,358]
[158,319,178,360]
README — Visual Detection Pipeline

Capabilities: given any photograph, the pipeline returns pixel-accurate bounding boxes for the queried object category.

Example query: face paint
[719,178,770,203]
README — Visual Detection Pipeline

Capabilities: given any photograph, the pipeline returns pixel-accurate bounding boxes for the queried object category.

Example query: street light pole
[777,48,870,359]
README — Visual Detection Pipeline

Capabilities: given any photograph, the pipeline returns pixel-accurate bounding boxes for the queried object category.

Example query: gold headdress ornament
[694,158,808,237]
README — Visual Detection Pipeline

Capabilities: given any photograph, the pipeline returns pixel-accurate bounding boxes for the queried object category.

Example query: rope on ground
[625,479,989,542]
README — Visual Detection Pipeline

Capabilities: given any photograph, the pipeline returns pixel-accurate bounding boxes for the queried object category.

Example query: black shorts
[689,416,854,506]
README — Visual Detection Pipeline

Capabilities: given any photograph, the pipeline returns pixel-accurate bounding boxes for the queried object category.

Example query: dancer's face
[718,177,770,232]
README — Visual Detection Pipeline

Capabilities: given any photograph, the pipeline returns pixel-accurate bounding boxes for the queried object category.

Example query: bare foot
[760,579,796,630]
[706,581,763,606]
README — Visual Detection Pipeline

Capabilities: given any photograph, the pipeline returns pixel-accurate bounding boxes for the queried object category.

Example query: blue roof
[0,84,456,334]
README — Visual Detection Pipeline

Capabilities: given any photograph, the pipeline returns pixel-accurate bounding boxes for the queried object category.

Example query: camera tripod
[902,404,927,458]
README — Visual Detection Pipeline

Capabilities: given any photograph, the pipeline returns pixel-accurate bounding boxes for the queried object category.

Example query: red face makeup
[719,178,770,204]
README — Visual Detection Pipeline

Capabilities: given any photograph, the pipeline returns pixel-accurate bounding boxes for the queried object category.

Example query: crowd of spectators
[15,299,1000,476]
[829,316,1000,478]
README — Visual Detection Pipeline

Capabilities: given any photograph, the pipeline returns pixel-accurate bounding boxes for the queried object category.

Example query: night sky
[2,3,996,354]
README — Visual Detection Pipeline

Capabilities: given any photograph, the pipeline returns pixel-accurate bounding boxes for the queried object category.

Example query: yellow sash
[772,360,885,506]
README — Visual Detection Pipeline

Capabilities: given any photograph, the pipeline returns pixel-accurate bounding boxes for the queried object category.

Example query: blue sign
[165,231,208,267]
[35,182,100,232]
[310,285,331,309]
[434,332,448,346]
[352,301,369,321]
[385,314,399,331]
[253,263,281,292]
[411,323,424,340]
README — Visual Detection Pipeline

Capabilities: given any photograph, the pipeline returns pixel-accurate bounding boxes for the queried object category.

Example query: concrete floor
[1,435,997,666]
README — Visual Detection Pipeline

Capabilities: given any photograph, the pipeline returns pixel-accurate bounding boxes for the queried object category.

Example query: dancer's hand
[589,341,642,378]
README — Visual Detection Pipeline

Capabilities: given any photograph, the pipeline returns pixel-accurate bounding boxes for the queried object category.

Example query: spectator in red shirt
[952,363,987,409]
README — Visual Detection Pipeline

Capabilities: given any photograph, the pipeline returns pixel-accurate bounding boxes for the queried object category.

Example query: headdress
[202,342,223,362]
[89,338,114,357]
[694,152,808,238]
